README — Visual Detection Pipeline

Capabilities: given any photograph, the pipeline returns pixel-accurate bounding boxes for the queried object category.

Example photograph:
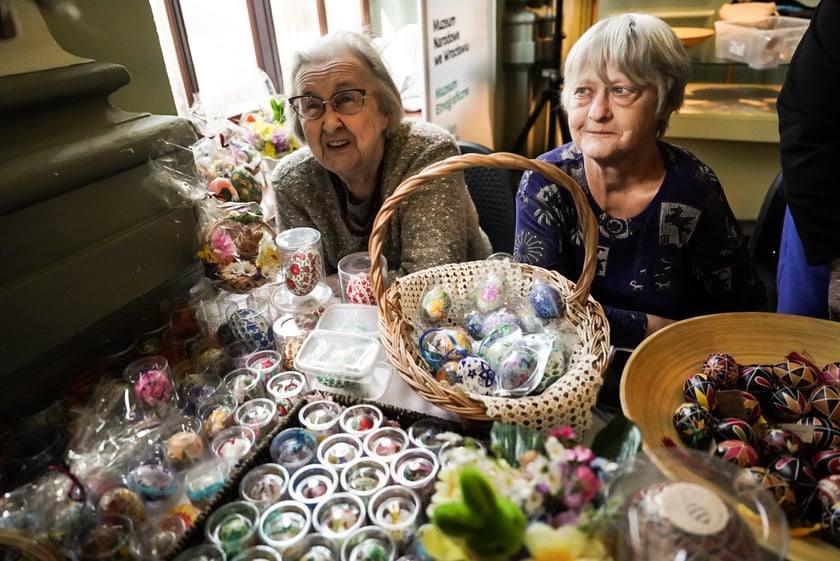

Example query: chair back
[456,140,518,254]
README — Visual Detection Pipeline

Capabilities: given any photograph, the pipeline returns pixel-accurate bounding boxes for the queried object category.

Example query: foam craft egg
[420,286,452,323]
[208,177,239,202]
[285,245,322,296]
[811,384,840,422]
[456,356,495,395]
[672,402,714,449]
[345,273,375,305]
[474,272,507,313]
[714,439,759,468]
[528,284,564,319]
[738,364,776,400]
[702,352,740,388]
[230,167,262,202]
[684,373,717,411]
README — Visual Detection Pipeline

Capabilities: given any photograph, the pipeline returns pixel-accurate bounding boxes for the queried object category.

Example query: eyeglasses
[287,88,368,120]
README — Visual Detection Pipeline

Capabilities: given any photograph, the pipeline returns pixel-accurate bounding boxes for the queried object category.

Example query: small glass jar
[171,544,225,561]
[339,404,383,438]
[230,545,284,561]
[258,500,312,558]
[437,434,487,469]
[234,397,280,439]
[317,433,364,475]
[407,418,450,453]
[369,486,422,554]
[312,492,367,547]
[78,513,134,561]
[298,532,340,561]
[246,349,283,388]
[298,400,343,442]
[239,463,290,512]
[125,443,179,504]
[340,525,397,561]
[224,367,266,404]
[390,448,439,501]
[339,458,391,505]
[183,458,231,509]
[204,500,261,558]
[211,425,256,464]
[265,370,308,417]
[198,392,239,440]
[273,314,315,371]
[179,372,222,416]
[124,355,178,410]
[269,427,318,474]
[161,414,207,473]
[289,463,339,510]
[363,427,410,465]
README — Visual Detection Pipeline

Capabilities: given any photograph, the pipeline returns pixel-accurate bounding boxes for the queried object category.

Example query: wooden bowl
[672,26,715,49]
[620,311,840,561]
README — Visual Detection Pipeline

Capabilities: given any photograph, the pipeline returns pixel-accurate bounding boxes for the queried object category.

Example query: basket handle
[367,151,598,310]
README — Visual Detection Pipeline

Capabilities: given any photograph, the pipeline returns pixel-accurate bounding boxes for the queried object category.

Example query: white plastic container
[294,330,382,384]
[714,16,808,69]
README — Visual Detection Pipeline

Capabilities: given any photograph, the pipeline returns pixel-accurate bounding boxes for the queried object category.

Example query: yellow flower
[523,523,611,561]
[418,524,471,561]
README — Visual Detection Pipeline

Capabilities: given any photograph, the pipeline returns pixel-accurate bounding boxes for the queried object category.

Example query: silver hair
[560,13,690,138]
[287,30,403,141]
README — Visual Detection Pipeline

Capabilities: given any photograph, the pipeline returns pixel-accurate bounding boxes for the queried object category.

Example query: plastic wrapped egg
[672,402,714,449]
[495,346,541,395]
[456,355,496,395]
[714,417,757,447]
[435,360,459,385]
[481,308,521,338]
[208,177,239,202]
[769,386,811,422]
[737,364,776,401]
[528,284,564,319]
[714,439,759,468]
[285,245,323,296]
[230,167,262,202]
[760,428,806,459]
[345,273,375,305]
[419,327,471,369]
[684,373,717,411]
[810,384,840,422]
[774,358,820,392]
[812,449,840,478]
[768,455,817,499]
[702,352,740,388]
[473,272,507,313]
[464,310,485,339]
[420,285,452,324]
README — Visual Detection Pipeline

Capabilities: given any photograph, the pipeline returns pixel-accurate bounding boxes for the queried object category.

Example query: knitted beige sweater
[271,120,491,276]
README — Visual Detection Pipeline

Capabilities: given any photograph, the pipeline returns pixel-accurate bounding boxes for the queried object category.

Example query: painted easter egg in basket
[737,364,776,401]
[760,428,806,459]
[684,373,717,411]
[714,417,757,447]
[230,167,262,203]
[714,439,760,468]
[795,416,840,452]
[774,356,821,392]
[473,272,507,314]
[285,245,323,296]
[703,352,740,389]
[811,384,840,422]
[456,355,496,395]
[672,402,714,449]
[769,386,811,422]
[768,455,818,500]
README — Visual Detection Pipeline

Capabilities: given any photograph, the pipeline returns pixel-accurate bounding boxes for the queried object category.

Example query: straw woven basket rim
[0,529,64,561]
[366,151,611,434]
[620,311,840,561]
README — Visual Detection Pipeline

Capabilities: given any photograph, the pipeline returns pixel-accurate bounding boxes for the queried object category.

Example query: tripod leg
[511,89,552,154]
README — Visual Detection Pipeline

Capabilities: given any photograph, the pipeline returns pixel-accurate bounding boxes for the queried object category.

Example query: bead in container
[270,427,318,474]
[289,464,339,510]
[317,433,364,475]
[239,463,290,512]
[339,404,383,437]
[258,500,312,558]
[312,492,367,546]
[340,457,392,505]
[204,500,261,558]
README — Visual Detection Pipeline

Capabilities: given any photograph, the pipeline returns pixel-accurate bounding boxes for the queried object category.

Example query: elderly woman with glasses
[514,13,765,352]
[271,30,491,281]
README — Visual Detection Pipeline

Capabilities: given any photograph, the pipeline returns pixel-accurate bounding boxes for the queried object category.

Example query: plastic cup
[337,251,386,305]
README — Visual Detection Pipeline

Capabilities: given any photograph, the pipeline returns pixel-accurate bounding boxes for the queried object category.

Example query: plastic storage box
[714,16,808,69]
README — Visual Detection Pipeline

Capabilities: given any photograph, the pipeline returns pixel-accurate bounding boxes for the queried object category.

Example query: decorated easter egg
[672,402,714,449]
[820,500,840,546]
[811,384,840,422]
[228,308,274,351]
[528,284,564,319]
[738,466,797,512]
[760,428,806,459]
[133,368,173,408]
[703,352,740,388]
[473,272,507,313]
[812,449,840,478]
[419,327,471,369]
[774,358,820,392]
[738,391,763,425]
[821,362,840,387]
[208,177,239,202]
[769,386,811,421]
[768,455,817,498]
[795,416,840,451]
[435,360,459,385]
[737,364,776,401]
[714,439,759,468]
[464,310,485,339]
[456,355,496,395]
[230,167,262,202]
[684,373,717,411]
[481,308,521,338]
[420,286,452,323]
[714,417,757,447]
[816,475,840,509]
[285,245,323,296]
[496,346,541,395]
[480,333,520,374]
[98,486,147,525]
[345,273,375,305]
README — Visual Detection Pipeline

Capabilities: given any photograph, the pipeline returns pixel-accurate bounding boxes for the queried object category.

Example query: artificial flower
[220,261,258,280]
[523,522,611,561]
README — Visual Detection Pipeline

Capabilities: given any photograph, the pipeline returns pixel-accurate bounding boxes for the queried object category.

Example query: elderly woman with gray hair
[271,30,491,280]
[514,13,765,352]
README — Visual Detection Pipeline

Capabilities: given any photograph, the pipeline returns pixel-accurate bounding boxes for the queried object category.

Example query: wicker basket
[0,529,64,561]
[367,152,610,435]
[620,311,840,561]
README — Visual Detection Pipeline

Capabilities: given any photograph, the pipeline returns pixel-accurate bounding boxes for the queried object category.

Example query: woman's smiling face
[295,55,390,184]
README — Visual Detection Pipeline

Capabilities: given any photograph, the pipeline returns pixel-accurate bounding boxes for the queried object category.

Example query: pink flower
[565,445,595,464]
[210,227,237,261]
[481,284,501,302]
[564,465,601,509]
[549,426,577,442]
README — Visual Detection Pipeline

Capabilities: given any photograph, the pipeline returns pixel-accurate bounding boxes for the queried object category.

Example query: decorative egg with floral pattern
[456,355,496,395]
[473,272,507,314]
[285,245,323,296]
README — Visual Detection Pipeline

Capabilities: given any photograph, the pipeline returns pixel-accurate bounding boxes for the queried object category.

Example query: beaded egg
[702,352,740,389]
[737,364,776,401]
[812,449,840,478]
[821,362,840,387]
[714,439,760,468]
[456,355,496,395]
[795,416,840,451]
[672,402,714,449]
[769,386,811,422]
[768,455,817,499]
[714,417,757,447]
[528,284,564,319]
[773,358,820,392]
[684,373,717,411]
[811,384,840,422]
[759,428,806,459]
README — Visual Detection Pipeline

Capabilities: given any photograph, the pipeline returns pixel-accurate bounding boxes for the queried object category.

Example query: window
[150,0,373,117]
